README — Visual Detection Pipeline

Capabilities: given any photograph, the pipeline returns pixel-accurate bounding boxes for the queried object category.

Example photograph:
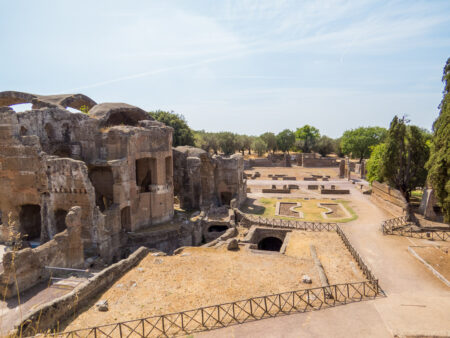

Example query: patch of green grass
[242,198,358,223]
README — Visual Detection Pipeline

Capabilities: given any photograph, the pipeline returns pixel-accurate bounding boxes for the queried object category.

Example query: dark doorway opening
[165,156,172,184]
[136,158,156,193]
[258,237,283,252]
[208,225,228,232]
[54,209,68,233]
[220,191,232,206]
[89,166,114,212]
[121,206,131,231]
[19,204,42,241]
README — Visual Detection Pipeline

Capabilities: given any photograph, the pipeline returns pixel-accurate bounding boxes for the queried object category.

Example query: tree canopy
[260,132,277,153]
[252,137,267,156]
[149,110,195,147]
[276,129,295,153]
[314,136,335,156]
[217,132,236,156]
[426,57,450,222]
[381,116,429,202]
[366,143,387,183]
[340,127,387,163]
[295,125,320,153]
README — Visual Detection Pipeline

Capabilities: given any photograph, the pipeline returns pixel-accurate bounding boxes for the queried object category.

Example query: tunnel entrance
[208,225,228,233]
[19,204,42,241]
[54,209,68,233]
[258,237,283,252]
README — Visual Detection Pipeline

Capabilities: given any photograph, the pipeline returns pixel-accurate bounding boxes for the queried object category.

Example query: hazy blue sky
[1,0,449,137]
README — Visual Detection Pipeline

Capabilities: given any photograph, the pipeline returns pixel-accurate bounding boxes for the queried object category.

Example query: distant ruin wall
[302,157,338,168]
[0,207,84,298]
[173,146,247,210]
[14,247,150,336]
[371,181,408,216]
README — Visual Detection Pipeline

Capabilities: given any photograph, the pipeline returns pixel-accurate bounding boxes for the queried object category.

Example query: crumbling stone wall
[0,91,174,263]
[301,153,338,167]
[0,206,84,298]
[173,146,247,210]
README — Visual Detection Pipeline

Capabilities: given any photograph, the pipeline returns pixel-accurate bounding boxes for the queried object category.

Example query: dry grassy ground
[63,235,364,331]
[284,231,365,284]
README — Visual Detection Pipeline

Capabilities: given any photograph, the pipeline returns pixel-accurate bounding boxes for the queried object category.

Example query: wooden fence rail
[240,214,337,231]
[24,213,384,337]
[41,280,381,338]
[381,216,449,241]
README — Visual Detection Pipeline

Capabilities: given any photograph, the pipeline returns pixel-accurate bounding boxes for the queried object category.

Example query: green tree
[426,57,450,222]
[217,132,236,155]
[340,127,387,163]
[150,110,195,147]
[381,116,429,202]
[242,135,253,154]
[260,132,277,153]
[252,137,267,156]
[276,129,295,153]
[235,135,246,155]
[314,136,335,157]
[366,143,387,183]
[194,131,219,154]
[295,125,320,153]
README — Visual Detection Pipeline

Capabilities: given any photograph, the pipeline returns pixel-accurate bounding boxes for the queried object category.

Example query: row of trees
[193,126,388,159]
[148,110,390,161]
[149,59,449,221]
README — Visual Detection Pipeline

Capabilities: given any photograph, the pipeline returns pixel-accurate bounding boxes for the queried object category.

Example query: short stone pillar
[339,160,345,178]
[66,206,84,268]
[345,157,351,181]
[360,160,366,179]
[419,189,439,221]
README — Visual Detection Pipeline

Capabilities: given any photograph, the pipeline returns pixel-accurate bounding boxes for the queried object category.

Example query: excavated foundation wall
[371,181,408,216]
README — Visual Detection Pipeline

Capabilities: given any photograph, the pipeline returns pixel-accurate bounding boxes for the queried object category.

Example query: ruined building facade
[0,91,247,269]
[173,146,247,210]
[0,91,174,263]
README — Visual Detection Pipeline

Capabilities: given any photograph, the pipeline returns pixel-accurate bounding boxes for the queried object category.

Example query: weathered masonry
[0,91,174,263]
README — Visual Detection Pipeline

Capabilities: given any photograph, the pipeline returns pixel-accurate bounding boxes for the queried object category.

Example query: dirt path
[199,185,450,337]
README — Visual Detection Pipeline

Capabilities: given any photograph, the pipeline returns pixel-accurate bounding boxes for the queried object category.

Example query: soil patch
[64,246,321,331]
[413,246,450,281]
[279,202,299,217]
[284,231,365,284]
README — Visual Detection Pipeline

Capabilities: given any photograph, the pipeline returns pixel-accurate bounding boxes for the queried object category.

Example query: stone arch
[257,237,283,251]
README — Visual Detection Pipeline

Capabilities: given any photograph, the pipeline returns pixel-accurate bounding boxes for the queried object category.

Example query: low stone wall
[302,157,338,168]
[371,181,408,216]
[262,188,290,194]
[321,189,350,194]
[14,247,151,336]
[0,207,84,298]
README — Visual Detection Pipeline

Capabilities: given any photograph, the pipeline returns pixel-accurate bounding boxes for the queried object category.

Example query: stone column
[346,157,351,180]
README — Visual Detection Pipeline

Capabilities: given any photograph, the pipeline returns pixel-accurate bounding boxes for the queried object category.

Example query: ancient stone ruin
[0,91,246,296]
